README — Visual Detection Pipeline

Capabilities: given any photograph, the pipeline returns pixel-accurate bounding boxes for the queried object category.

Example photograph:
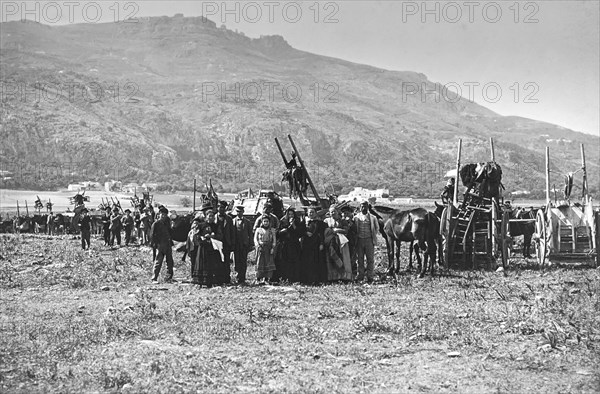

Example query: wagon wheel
[535,210,548,265]
[500,211,510,269]
[440,206,452,270]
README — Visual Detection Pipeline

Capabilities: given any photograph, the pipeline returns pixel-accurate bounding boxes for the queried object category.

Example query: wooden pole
[580,143,588,199]
[287,134,324,208]
[545,146,551,205]
[193,178,197,212]
[25,200,29,216]
[275,138,289,166]
[453,139,462,207]
[490,137,495,162]
[17,200,20,217]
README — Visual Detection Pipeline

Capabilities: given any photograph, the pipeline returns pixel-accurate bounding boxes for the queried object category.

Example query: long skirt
[192,242,221,286]
[326,234,352,282]
[276,238,301,282]
[299,237,325,284]
[256,246,276,280]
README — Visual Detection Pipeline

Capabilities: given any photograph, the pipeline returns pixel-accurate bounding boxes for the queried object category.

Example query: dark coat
[78,216,91,232]
[151,218,173,253]
[233,216,253,248]
[216,213,235,249]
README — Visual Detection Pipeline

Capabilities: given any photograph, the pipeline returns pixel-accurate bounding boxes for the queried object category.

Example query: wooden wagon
[440,138,514,270]
[535,144,599,267]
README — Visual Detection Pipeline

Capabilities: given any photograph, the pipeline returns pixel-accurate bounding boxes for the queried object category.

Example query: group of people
[151,199,381,286]
[99,206,155,248]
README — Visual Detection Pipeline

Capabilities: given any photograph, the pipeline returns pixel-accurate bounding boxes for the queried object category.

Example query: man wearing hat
[352,200,379,282]
[122,209,135,246]
[109,206,122,247]
[151,206,175,283]
[440,178,455,204]
[253,201,279,232]
[215,201,235,284]
[232,205,252,284]
[78,208,92,250]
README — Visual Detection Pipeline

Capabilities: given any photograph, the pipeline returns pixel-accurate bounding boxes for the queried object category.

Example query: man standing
[151,207,175,283]
[253,202,279,232]
[140,207,152,245]
[232,205,252,284]
[215,201,234,285]
[101,208,111,246]
[122,209,135,246]
[440,178,455,204]
[46,211,55,235]
[353,200,379,282]
[109,207,122,247]
[78,208,92,250]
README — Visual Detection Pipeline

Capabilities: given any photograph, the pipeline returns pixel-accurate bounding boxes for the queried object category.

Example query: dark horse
[373,206,441,278]
[171,213,194,261]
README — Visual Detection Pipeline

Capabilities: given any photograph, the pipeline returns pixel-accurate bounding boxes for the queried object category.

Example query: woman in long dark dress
[299,207,327,284]
[276,207,304,282]
[193,209,223,287]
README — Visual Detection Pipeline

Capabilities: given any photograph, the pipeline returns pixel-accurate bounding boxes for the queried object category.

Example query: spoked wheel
[500,211,510,269]
[535,210,548,265]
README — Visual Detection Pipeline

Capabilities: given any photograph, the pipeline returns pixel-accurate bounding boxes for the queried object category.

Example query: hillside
[1,16,598,199]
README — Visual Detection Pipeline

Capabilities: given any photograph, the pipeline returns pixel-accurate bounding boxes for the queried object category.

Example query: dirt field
[1,233,599,393]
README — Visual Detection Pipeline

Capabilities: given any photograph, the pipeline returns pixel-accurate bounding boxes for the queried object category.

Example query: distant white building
[81,181,101,190]
[123,183,140,193]
[105,180,122,192]
[68,183,85,191]
[346,187,390,200]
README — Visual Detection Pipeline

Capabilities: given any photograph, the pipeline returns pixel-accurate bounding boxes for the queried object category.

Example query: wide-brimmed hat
[235,205,245,212]
[112,206,120,212]
[200,201,213,211]
[81,208,89,213]
[159,206,169,215]
[124,209,131,213]
[218,200,228,208]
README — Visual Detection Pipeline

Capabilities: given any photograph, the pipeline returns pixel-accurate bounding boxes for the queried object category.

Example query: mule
[373,206,440,278]
[505,206,537,258]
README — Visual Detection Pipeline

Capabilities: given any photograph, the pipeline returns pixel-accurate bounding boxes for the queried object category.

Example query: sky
[2,0,599,136]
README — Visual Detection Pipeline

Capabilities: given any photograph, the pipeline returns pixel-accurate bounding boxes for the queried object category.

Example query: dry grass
[1,233,599,393]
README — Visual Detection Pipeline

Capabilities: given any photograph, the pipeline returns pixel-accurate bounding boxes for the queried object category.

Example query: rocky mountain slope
[1,16,598,198]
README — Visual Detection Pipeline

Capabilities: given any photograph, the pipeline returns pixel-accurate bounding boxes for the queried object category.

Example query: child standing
[254,216,276,284]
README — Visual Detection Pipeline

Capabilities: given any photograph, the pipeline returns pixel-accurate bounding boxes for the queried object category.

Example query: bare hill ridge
[1,17,598,197]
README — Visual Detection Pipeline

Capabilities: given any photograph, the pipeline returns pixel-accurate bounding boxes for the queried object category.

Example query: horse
[373,206,440,278]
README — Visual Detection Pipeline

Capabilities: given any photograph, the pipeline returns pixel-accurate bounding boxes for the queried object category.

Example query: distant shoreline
[0,188,561,217]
